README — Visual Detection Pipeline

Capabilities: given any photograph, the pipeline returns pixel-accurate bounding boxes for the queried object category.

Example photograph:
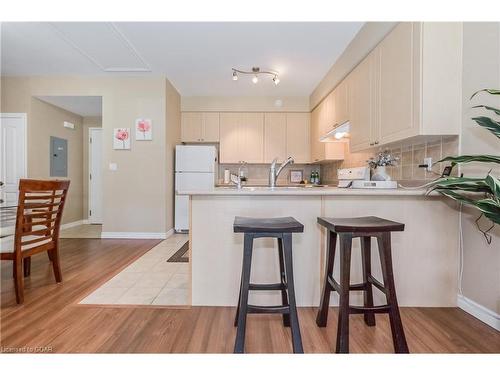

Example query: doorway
[88,127,103,224]
[0,113,27,237]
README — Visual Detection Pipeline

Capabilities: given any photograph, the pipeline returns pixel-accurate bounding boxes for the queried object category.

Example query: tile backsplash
[219,136,459,186]
[218,164,319,185]
[321,136,459,184]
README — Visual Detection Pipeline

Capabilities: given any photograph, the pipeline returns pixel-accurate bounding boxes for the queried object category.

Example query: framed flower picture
[113,128,131,150]
[135,118,152,141]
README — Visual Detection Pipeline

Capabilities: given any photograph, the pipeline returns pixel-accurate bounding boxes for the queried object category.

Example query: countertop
[177,186,436,196]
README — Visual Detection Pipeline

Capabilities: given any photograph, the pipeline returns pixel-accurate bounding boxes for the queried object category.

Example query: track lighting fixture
[232,67,280,86]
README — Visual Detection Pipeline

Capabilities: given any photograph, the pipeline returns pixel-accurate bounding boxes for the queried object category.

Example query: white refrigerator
[175,145,217,232]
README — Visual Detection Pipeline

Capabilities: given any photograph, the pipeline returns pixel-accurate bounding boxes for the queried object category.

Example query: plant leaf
[471,116,500,139]
[470,89,500,99]
[472,105,500,116]
[438,154,500,165]
[485,174,500,198]
[429,177,492,193]
[436,190,500,224]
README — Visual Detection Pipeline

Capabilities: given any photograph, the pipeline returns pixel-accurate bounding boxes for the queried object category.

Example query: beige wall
[1,76,169,235]
[82,116,102,221]
[460,22,500,314]
[181,96,309,112]
[165,79,181,231]
[25,98,84,224]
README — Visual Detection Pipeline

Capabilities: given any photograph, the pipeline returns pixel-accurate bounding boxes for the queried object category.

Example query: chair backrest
[13,179,70,256]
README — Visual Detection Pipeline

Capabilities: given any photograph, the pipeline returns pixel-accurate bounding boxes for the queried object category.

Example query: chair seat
[234,216,304,233]
[317,216,404,233]
[0,235,52,253]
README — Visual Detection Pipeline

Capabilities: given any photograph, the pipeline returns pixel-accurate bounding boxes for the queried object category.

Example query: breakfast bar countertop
[177,186,435,196]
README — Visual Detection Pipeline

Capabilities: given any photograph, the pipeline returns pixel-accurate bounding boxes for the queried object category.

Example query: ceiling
[1,22,363,97]
[36,96,102,117]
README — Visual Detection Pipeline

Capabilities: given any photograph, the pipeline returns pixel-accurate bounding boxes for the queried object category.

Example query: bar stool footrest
[348,304,391,314]
[367,275,387,294]
[247,304,290,314]
[249,283,287,291]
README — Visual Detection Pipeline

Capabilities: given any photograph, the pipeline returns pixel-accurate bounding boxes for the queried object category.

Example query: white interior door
[89,128,103,224]
[1,113,27,207]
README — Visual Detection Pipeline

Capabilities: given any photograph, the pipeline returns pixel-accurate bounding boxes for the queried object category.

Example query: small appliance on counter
[337,166,398,189]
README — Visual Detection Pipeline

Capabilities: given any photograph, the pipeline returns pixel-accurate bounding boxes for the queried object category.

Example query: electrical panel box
[50,136,68,177]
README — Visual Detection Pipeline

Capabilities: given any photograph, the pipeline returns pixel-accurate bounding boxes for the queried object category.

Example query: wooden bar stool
[233,216,304,354]
[316,216,409,353]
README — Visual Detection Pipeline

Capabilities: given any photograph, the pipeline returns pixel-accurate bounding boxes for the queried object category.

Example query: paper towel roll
[224,169,230,184]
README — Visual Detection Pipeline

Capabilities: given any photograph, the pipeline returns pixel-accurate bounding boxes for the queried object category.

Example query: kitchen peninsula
[180,187,459,308]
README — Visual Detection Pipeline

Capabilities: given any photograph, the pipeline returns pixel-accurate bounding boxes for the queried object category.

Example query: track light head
[232,71,238,81]
[252,75,259,84]
[273,76,280,85]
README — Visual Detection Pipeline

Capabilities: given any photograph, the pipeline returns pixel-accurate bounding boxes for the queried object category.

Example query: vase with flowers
[367,150,399,181]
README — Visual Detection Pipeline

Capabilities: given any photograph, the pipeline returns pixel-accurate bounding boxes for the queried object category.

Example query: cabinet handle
[374,141,379,145]
[369,142,374,146]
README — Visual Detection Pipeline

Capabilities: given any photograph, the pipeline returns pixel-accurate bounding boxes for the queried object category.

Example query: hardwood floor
[1,238,499,353]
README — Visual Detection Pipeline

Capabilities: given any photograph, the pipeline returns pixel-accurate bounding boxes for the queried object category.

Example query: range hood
[320,121,350,142]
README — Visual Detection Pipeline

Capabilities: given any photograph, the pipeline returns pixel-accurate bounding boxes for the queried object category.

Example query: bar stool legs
[282,233,303,353]
[377,233,409,353]
[316,230,409,354]
[361,236,376,327]
[234,234,253,353]
[234,233,303,354]
[234,237,290,328]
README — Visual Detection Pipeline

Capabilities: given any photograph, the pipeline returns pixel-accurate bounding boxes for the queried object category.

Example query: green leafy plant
[427,89,500,226]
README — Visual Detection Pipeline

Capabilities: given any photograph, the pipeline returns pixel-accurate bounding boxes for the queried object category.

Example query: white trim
[82,219,90,225]
[0,112,28,182]
[60,220,85,230]
[88,127,103,224]
[457,294,500,331]
[101,229,174,240]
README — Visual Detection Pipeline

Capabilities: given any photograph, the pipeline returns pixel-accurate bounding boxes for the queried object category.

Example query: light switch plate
[109,163,118,171]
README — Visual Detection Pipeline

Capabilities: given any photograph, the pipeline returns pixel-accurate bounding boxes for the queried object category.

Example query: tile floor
[60,224,102,239]
[79,234,189,306]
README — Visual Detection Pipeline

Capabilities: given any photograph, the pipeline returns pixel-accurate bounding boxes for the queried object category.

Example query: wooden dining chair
[0,179,70,304]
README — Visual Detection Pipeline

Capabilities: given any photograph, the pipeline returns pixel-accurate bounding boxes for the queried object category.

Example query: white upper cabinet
[349,50,376,152]
[332,78,349,128]
[264,113,287,163]
[286,113,310,164]
[345,22,461,152]
[181,112,220,142]
[219,112,264,164]
[378,22,418,144]
[181,112,203,142]
[202,112,220,142]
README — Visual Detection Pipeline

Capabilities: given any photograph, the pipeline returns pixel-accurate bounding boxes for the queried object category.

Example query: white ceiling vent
[50,22,151,72]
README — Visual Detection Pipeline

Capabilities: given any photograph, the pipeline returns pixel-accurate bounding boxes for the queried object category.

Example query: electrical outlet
[423,157,432,172]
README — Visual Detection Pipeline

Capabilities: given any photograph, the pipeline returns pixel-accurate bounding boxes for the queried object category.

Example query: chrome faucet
[230,161,247,189]
[269,156,294,188]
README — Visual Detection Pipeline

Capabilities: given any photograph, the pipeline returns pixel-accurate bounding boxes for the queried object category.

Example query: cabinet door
[322,92,335,135]
[378,22,417,144]
[202,112,220,142]
[264,113,287,163]
[310,106,325,163]
[286,113,310,163]
[219,113,241,163]
[350,51,375,152]
[334,79,349,127]
[181,112,202,142]
[240,113,264,163]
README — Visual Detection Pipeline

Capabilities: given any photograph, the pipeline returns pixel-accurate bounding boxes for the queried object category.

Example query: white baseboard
[457,294,500,331]
[101,228,175,240]
[60,220,85,230]
[82,219,90,225]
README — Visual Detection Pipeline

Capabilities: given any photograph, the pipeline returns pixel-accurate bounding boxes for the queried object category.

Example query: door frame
[88,127,103,224]
[0,113,27,236]
[0,113,28,182]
